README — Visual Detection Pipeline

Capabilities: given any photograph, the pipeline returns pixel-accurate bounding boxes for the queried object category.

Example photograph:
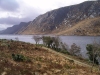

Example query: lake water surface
[0,35,100,58]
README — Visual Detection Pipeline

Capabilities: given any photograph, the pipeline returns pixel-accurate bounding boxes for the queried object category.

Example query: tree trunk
[98,65,100,71]
[91,48,94,73]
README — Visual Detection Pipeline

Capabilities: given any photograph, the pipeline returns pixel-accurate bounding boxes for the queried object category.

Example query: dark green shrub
[12,54,31,62]
[42,36,53,48]
[86,44,99,65]
[60,50,70,54]
[42,36,69,55]
[12,54,25,62]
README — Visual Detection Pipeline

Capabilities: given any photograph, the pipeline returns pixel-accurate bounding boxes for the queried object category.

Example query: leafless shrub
[15,37,19,41]
[70,43,81,56]
[33,35,41,46]
[60,42,69,51]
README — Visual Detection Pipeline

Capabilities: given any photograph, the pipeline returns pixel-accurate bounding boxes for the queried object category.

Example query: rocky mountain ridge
[1,1,100,35]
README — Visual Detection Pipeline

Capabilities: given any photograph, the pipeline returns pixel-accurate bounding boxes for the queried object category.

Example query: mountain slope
[17,1,100,35]
[55,17,100,35]
[1,1,100,35]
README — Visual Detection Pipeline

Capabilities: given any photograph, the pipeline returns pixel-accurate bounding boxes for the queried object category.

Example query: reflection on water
[0,35,100,58]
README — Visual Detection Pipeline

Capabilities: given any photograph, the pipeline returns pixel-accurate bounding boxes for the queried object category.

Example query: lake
[0,35,100,58]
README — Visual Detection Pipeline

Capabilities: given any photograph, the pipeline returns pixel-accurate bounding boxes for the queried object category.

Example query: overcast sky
[0,0,88,30]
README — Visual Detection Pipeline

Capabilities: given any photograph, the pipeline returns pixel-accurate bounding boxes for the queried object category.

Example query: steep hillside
[55,17,100,35]
[0,22,31,34]
[17,1,100,35]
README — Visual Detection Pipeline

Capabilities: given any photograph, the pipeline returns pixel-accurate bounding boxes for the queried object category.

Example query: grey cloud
[0,14,39,25]
[0,0,19,11]
[21,7,41,19]
[0,1,42,26]
[0,17,29,25]
[0,7,40,25]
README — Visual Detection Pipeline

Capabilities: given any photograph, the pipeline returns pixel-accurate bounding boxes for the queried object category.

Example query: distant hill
[0,22,31,34]
[1,1,100,35]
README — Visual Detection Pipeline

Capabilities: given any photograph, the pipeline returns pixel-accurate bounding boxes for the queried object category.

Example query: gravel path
[42,47,91,67]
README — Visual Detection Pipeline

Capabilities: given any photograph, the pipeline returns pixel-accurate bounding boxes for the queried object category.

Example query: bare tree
[70,43,81,56]
[52,36,61,50]
[33,35,41,46]
[60,42,69,51]
[15,37,19,41]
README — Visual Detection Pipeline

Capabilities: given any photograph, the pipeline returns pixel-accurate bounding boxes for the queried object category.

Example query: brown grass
[0,39,99,75]
[53,17,100,36]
